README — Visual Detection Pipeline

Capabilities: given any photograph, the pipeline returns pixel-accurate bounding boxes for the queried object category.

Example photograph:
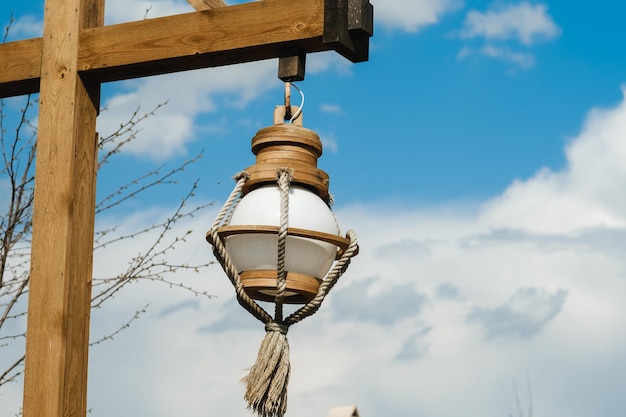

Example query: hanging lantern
[214,116,353,304]
[206,84,358,417]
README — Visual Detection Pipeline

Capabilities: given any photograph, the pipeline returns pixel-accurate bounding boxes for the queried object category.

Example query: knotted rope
[209,169,358,417]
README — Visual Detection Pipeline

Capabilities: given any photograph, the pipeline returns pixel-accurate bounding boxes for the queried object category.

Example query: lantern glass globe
[225,184,339,279]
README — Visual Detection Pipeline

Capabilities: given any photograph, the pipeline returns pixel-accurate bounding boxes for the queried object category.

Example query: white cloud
[460,2,561,45]
[373,0,463,33]
[307,52,353,76]
[320,104,343,115]
[468,287,568,338]
[458,44,536,68]
[456,2,560,69]
[102,56,352,162]
[482,86,626,234]
[96,6,359,161]
[319,132,339,153]
[97,60,279,160]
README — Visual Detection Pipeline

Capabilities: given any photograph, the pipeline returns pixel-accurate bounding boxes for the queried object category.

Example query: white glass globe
[225,184,339,279]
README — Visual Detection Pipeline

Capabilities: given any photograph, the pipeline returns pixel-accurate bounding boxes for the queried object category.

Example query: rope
[265,322,289,335]
[286,229,358,325]
[208,171,358,417]
[211,171,249,231]
[243,330,290,417]
[274,168,293,321]
[209,171,272,325]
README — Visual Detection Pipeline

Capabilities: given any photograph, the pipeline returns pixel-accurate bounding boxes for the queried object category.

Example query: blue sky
[2,1,626,417]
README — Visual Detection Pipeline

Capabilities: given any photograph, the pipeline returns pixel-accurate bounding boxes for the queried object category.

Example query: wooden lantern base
[240,270,320,304]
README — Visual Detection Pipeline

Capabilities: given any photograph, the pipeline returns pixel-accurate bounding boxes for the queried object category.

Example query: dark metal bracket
[278,0,373,81]
[278,47,307,82]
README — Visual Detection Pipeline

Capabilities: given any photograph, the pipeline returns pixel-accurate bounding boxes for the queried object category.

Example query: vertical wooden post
[22,0,104,416]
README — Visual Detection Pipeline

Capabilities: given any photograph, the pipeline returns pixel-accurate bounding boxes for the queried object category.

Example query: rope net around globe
[208,169,358,417]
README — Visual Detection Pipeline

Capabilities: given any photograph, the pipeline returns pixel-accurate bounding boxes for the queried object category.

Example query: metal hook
[288,83,304,124]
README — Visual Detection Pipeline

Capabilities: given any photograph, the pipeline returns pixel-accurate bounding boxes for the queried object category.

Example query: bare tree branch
[0,96,214,391]
[0,354,24,386]
[512,372,534,417]
[2,13,15,43]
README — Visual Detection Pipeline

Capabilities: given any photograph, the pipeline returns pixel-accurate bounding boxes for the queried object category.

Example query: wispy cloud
[332,278,428,325]
[97,60,279,160]
[468,287,568,338]
[320,103,343,115]
[375,238,432,260]
[158,299,200,318]
[395,326,432,361]
[458,45,536,69]
[96,1,361,161]
[457,2,560,69]
[460,2,560,45]
[4,15,42,40]
[373,0,463,33]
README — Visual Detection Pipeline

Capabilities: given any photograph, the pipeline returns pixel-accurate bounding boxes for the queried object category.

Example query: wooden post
[22,0,103,416]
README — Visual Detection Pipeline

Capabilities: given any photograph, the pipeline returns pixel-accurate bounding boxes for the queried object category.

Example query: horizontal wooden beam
[0,37,43,97]
[0,0,371,98]
[0,0,328,97]
[77,0,329,83]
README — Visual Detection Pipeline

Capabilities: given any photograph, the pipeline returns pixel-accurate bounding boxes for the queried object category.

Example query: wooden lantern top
[243,107,331,200]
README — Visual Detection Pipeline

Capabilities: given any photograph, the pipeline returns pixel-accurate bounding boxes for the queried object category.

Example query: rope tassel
[244,324,291,417]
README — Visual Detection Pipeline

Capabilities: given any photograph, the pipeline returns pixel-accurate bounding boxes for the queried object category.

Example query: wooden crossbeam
[77,1,330,83]
[0,38,43,97]
[1,1,327,96]
[0,0,372,98]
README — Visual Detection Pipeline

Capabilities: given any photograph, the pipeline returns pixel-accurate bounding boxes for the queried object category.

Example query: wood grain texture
[22,0,103,416]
